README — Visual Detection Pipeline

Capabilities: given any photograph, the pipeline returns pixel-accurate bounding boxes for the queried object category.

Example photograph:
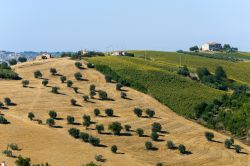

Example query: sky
[0,0,249,52]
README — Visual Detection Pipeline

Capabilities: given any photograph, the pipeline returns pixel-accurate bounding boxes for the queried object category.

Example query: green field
[132,51,250,86]
[86,55,224,118]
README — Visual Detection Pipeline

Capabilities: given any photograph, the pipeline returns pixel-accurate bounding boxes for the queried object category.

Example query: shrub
[235,145,241,153]
[51,86,59,94]
[87,63,95,68]
[4,97,11,106]
[67,115,75,124]
[152,122,162,132]
[90,84,96,91]
[177,65,190,76]
[108,122,123,135]
[205,132,214,141]
[96,124,104,134]
[0,116,8,124]
[60,76,67,83]
[34,70,42,78]
[136,128,144,137]
[90,90,96,99]
[18,57,27,63]
[224,139,233,149]
[71,99,77,106]
[145,141,153,150]
[94,108,100,116]
[178,144,186,154]
[95,154,103,162]
[15,156,31,166]
[74,72,82,80]
[46,118,55,127]
[98,90,108,100]
[124,125,131,132]
[9,143,19,150]
[42,79,48,86]
[75,62,82,69]
[50,68,57,75]
[2,149,13,157]
[28,112,35,120]
[88,136,100,146]
[167,140,175,149]
[73,87,79,93]
[9,59,17,66]
[146,109,155,118]
[83,119,91,129]
[116,83,123,91]
[133,108,143,117]
[68,128,80,138]
[67,80,73,87]
[151,132,159,141]
[49,111,57,119]
[111,145,118,153]
[121,92,127,99]
[0,102,4,108]
[105,75,112,82]
[83,95,89,102]
[79,132,89,142]
[105,108,114,117]
[22,80,29,87]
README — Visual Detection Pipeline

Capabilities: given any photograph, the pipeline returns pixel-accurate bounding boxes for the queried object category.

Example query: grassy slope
[87,56,223,117]
[132,51,250,85]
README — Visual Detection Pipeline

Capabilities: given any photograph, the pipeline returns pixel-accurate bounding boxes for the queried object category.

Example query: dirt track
[0,58,249,166]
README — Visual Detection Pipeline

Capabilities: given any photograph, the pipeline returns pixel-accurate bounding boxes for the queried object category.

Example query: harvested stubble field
[0,58,249,166]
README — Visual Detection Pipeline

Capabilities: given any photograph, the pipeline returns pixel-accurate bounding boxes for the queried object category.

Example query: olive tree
[105,108,114,117]
[93,108,100,116]
[68,128,80,138]
[136,128,144,137]
[0,116,9,124]
[49,110,57,119]
[75,62,82,69]
[146,109,155,118]
[133,108,143,117]
[124,125,131,132]
[96,124,104,134]
[28,112,35,121]
[51,86,59,94]
[178,144,186,154]
[42,79,49,86]
[60,76,67,83]
[90,90,96,99]
[22,80,29,87]
[67,115,75,124]
[205,132,214,141]
[67,80,73,87]
[151,132,159,141]
[98,90,108,100]
[166,140,175,150]
[152,122,162,133]
[145,141,153,150]
[4,97,11,106]
[46,118,55,127]
[108,122,123,135]
[34,70,42,78]
[74,72,83,80]
[50,68,57,75]
[111,145,118,153]
[79,132,89,142]
[116,83,123,91]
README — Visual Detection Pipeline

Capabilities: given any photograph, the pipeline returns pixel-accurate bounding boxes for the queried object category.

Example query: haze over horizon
[0,0,249,52]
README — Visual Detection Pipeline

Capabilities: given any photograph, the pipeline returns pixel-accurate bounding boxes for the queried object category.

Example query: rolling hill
[0,57,249,166]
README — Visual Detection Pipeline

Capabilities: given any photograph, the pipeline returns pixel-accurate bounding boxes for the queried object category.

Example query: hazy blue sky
[0,0,249,52]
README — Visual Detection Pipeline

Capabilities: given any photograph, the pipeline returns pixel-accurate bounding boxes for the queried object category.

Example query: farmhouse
[111,51,128,56]
[201,42,222,51]
[35,53,53,60]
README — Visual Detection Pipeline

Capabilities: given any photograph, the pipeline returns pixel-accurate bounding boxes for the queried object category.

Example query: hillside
[0,58,249,166]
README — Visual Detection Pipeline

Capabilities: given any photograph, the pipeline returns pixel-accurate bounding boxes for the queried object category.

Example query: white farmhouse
[201,42,222,51]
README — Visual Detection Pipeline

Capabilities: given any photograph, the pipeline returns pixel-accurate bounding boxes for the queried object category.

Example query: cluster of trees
[0,62,20,79]
[8,56,27,66]
[196,66,229,91]
[194,87,250,138]
[133,108,156,118]
[61,51,105,59]
[189,44,238,53]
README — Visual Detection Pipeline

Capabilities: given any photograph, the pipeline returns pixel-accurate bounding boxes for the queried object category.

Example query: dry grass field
[0,58,249,166]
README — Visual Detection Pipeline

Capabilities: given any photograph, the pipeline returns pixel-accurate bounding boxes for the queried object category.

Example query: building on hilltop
[35,53,53,60]
[201,42,222,51]
[111,51,128,56]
